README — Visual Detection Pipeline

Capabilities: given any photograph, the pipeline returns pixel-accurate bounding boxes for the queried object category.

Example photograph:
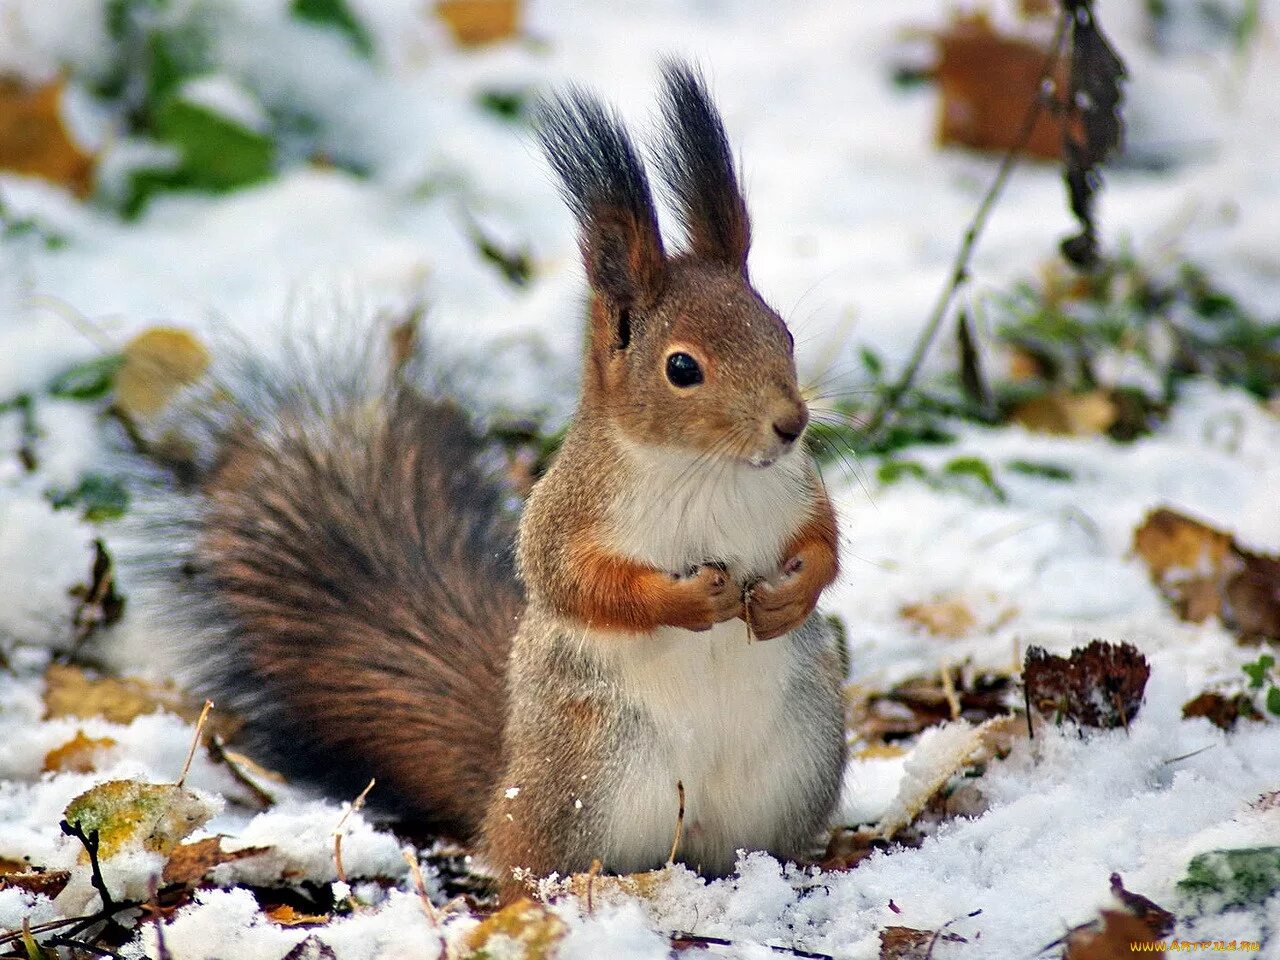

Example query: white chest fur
[590,619,819,874]
[605,441,814,580]
[587,443,825,873]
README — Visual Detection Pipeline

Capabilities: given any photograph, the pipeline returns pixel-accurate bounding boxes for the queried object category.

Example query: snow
[1,0,1279,956]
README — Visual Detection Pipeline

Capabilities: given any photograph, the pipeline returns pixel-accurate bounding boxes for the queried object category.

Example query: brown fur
[147,63,845,899]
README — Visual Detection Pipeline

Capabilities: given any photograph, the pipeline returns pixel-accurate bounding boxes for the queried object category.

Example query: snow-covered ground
[1,0,1278,957]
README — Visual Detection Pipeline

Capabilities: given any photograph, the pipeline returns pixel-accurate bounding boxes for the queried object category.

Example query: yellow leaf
[1010,389,1117,436]
[63,780,216,860]
[854,743,907,760]
[42,731,118,773]
[464,897,567,960]
[900,597,977,639]
[265,904,329,927]
[0,77,94,197]
[436,0,520,46]
[114,327,211,420]
[42,663,241,740]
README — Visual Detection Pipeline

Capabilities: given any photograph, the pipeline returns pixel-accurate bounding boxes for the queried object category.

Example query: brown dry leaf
[114,327,211,420]
[0,77,95,196]
[465,897,567,959]
[1010,389,1118,436]
[849,670,1016,744]
[266,904,330,927]
[900,597,976,639]
[1134,508,1280,643]
[42,731,118,773]
[162,836,271,888]
[934,12,1073,160]
[1065,910,1164,959]
[1062,879,1173,960]
[282,937,337,960]
[1133,508,1233,623]
[563,868,670,907]
[1226,551,1280,643]
[436,0,520,46]
[1108,873,1175,938]
[878,925,966,959]
[42,663,241,739]
[0,862,70,899]
[819,828,887,872]
[878,926,933,960]
[876,715,1024,840]
[1182,691,1262,731]
[1023,640,1150,729]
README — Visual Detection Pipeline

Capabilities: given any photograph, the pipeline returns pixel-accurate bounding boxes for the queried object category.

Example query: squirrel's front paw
[747,554,821,641]
[662,565,744,632]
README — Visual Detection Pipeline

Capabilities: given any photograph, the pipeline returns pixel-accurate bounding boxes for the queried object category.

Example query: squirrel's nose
[772,408,809,446]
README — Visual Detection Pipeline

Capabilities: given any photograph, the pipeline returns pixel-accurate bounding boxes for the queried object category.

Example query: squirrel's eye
[665,352,703,388]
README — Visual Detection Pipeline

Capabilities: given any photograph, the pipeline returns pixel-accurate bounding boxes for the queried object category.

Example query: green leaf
[47,473,130,522]
[1178,847,1280,911]
[942,456,1006,502]
[47,355,124,401]
[859,347,884,380]
[151,94,275,192]
[1267,686,1280,718]
[477,88,530,123]
[1242,654,1275,689]
[876,459,928,486]
[290,0,374,58]
[1006,459,1073,482]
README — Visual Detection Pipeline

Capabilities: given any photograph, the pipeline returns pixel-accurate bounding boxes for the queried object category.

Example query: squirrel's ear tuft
[653,60,751,274]
[537,88,666,323]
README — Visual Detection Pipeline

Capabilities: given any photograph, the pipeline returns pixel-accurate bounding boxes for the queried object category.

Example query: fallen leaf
[563,868,670,907]
[900,597,976,639]
[281,937,337,960]
[879,926,933,959]
[114,327,211,420]
[876,715,1023,839]
[0,868,71,899]
[42,663,240,739]
[1010,389,1118,436]
[1133,508,1233,622]
[850,670,1016,744]
[0,77,95,196]
[1023,640,1150,729]
[162,836,271,888]
[819,828,887,872]
[1226,550,1280,643]
[1181,691,1262,731]
[934,12,1071,160]
[436,0,521,46]
[266,904,330,926]
[1109,873,1174,938]
[1064,910,1164,959]
[464,897,567,960]
[42,731,119,773]
[63,780,216,860]
[1134,508,1280,643]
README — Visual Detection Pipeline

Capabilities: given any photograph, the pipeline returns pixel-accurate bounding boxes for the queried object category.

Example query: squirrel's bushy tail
[131,344,521,838]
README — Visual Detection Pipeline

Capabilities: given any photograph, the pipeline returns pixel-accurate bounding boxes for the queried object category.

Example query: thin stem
[861,12,1070,441]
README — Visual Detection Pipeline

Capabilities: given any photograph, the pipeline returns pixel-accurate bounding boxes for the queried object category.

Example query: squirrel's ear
[537,88,666,343]
[653,61,751,274]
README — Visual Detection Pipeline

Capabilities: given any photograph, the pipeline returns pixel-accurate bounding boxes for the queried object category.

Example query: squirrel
[134,61,847,901]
